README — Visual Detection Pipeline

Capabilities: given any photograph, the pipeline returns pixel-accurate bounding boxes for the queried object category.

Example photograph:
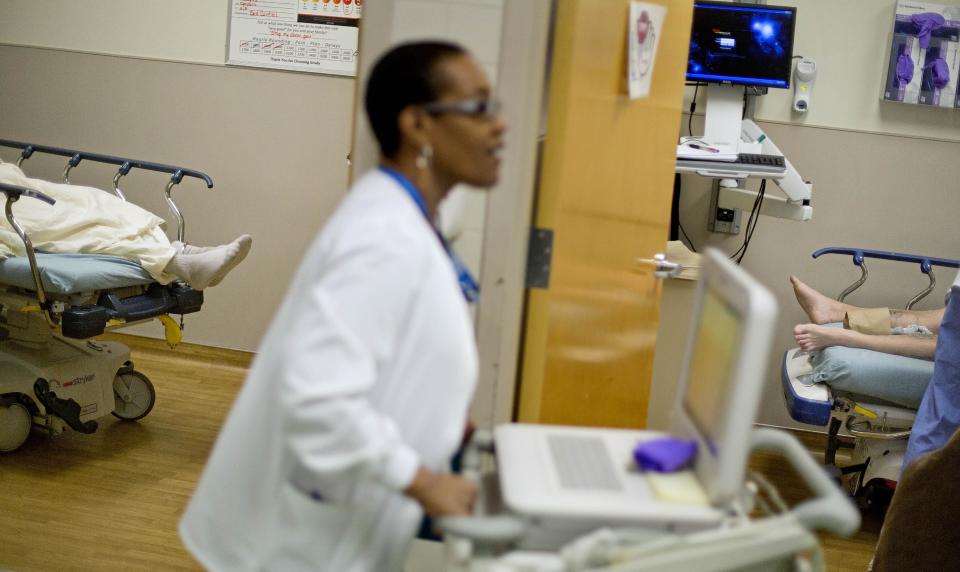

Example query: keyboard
[675,152,786,175]
[735,153,785,168]
[548,434,624,491]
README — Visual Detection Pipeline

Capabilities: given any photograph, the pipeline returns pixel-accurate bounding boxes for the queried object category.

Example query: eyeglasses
[421,99,502,119]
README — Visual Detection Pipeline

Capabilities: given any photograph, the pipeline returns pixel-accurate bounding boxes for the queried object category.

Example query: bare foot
[793,323,850,352]
[790,276,848,324]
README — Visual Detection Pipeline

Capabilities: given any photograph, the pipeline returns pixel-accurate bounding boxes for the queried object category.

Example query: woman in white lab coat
[179,42,507,571]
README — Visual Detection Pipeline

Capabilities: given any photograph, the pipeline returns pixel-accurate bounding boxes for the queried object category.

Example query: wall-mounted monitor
[686,1,797,89]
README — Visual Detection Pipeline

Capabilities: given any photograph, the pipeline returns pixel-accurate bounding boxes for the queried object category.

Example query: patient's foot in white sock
[164,236,251,290]
[790,275,849,324]
[209,235,252,287]
[173,241,213,255]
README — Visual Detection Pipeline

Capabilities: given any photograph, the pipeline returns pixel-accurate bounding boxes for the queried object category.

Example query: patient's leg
[793,323,856,352]
[172,241,221,255]
[793,323,937,360]
[171,235,252,286]
[164,235,252,290]
[791,275,889,326]
[209,235,252,287]
[890,307,946,334]
[790,276,858,324]
[791,276,946,333]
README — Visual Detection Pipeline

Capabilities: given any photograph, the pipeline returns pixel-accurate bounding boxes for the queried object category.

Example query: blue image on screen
[687,2,796,88]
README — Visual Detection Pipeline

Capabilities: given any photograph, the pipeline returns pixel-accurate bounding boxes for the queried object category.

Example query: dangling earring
[416,145,434,170]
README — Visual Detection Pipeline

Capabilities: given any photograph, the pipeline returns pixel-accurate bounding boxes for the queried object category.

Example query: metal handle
[906,270,936,310]
[0,183,58,327]
[750,427,861,537]
[436,430,529,553]
[0,138,214,187]
[837,261,868,303]
[845,415,912,441]
[635,253,683,279]
[165,179,186,243]
[111,162,133,201]
[814,246,960,307]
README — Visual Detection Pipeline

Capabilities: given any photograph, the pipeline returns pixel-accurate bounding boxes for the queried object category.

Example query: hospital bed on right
[781,247,960,511]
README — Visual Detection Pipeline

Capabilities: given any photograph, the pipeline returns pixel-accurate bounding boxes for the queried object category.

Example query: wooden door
[517,0,693,428]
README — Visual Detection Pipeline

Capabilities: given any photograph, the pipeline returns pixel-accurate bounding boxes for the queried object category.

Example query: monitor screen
[686,1,797,89]
[682,287,744,457]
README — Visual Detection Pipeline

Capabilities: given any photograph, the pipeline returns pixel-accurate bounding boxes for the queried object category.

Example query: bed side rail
[0,138,214,243]
[0,182,57,326]
[812,247,960,308]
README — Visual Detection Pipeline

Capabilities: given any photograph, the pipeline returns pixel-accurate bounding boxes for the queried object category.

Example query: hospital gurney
[437,428,859,572]
[781,247,960,510]
[0,139,212,453]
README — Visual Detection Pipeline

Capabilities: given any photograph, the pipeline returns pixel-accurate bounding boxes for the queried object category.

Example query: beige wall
[682,123,960,429]
[0,1,228,64]
[755,0,960,139]
[0,46,354,351]
[684,0,960,140]
[0,1,504,352]
[6,0,960,433]
[679,130,960,430]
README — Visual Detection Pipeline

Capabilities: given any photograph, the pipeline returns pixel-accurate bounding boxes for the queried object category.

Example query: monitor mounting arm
[713,119,813,222]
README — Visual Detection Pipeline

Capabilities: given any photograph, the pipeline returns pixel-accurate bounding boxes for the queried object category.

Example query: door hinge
[526,227,554,289]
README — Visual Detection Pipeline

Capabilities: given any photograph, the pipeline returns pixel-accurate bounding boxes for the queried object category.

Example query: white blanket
[0,162,177,283]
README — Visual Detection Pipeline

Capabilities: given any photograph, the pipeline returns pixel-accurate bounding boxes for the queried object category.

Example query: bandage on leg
[844,307,892,335]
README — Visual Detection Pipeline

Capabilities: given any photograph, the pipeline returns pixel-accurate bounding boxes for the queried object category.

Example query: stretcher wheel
[0,401,32,452]
[857,479,894,518]
[111,370,156,421]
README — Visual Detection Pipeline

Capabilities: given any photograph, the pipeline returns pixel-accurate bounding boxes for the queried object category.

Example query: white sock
[209,235,252,287]
[164,236,250,290]
[172,241,220,255]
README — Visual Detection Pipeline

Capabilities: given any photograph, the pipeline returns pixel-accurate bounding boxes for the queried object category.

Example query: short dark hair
[364,41,467,158]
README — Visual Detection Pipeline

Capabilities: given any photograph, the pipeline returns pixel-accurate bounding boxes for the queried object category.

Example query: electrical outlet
[712,207,741,234]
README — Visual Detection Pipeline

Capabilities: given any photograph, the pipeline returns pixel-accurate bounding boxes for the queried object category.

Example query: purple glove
[911,13,945,49]
[633,437,698,473]
[897,51,915,86]
[927,57,950,89]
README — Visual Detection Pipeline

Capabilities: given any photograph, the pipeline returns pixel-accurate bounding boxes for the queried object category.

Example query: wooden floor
[0,334,881,571]
[0,334,250,571]
[749,438,884,572]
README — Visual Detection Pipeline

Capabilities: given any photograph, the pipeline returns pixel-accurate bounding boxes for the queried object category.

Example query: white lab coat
[180,170,478,571]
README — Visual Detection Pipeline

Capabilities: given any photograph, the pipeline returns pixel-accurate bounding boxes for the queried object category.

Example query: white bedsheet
[0,162,177,283]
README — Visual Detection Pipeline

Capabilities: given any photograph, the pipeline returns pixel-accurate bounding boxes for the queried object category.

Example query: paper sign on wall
[628,1,667,99]
[227,0,362,76]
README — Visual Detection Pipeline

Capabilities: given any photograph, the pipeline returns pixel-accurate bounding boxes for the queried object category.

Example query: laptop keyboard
[547,434,624,491]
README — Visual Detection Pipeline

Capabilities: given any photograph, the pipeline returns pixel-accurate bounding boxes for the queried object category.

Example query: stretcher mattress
[0,253,154,294]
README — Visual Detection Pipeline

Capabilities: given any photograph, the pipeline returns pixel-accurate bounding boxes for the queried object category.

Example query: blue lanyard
[378,166,480,303]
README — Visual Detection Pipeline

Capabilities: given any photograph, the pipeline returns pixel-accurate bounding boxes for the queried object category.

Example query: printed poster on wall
[228,0,362,76]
